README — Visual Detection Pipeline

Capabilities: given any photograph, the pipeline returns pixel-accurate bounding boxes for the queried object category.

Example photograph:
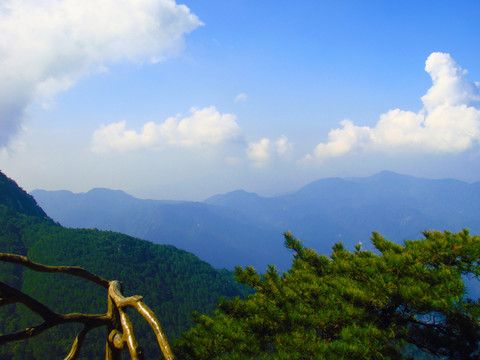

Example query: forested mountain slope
[0,172,47,218]
[0,171,248,359]
[31,188,289,270]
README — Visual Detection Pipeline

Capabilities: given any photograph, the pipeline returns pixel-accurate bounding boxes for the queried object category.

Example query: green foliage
[176,230,480,360]
[0,202,248,358]
[0,204,57,359]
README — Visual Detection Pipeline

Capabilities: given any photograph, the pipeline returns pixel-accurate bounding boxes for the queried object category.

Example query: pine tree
[176,230,480,359]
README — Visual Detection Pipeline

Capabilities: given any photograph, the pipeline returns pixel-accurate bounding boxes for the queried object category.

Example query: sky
[1,0,480,200]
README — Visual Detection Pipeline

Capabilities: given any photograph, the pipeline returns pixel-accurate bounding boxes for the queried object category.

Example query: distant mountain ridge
[32,187,287,270]
[206,170,480,250]
[32,171,480,271]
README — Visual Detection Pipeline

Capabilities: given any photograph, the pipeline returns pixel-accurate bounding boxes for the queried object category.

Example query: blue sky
[1,0,480,200]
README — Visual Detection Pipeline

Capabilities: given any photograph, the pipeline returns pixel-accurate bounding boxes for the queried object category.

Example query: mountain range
[31,170,480,271]
[3,169,480,358]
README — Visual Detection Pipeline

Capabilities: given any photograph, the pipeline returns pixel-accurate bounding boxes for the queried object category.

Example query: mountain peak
[86,187,133,198]
[204,189,261,206]
[354,170,414,183]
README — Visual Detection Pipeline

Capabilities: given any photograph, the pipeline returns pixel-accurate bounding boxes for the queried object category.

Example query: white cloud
[275,135,294,158]
[312,120,371,161]
[247,138,271,167]
[307,52,480,162]
[234,92,248,103]
[247,135,293,167]
[0,0,202,147]
[91,106,241,152]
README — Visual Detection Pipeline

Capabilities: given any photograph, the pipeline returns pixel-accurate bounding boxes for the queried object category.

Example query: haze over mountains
[31,171,480,271]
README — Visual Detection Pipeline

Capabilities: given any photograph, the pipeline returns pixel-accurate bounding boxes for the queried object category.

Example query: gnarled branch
[107,281,174,360]
[0,253,174,359]
[0,253,109,288]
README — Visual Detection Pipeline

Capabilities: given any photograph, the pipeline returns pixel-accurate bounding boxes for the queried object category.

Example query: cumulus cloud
[247,135,293,167]
[307,52,480,162]
[91,106,241,152]
[0,0,202,147]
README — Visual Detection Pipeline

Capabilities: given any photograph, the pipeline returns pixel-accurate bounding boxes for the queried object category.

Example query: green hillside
[0,174,47,219]
[0,171,249,359]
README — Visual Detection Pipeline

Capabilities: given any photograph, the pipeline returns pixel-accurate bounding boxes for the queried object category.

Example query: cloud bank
[92,106,241,152]
[307,53,480,162]
[0,0,202,147]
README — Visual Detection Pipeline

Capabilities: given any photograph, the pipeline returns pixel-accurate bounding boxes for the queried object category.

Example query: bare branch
[0,296,18,307]
[0,280,108,346]
[108,281,175,360]
[1,254,175,359]
[65,325,91,360]
[0,280,58,320]
[135,301,174,360]
[118,308,144,360]
[0,311,108,345]
[0,253,110,288]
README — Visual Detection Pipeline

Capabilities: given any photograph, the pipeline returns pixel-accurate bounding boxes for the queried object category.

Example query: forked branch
[0,253,175,360]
